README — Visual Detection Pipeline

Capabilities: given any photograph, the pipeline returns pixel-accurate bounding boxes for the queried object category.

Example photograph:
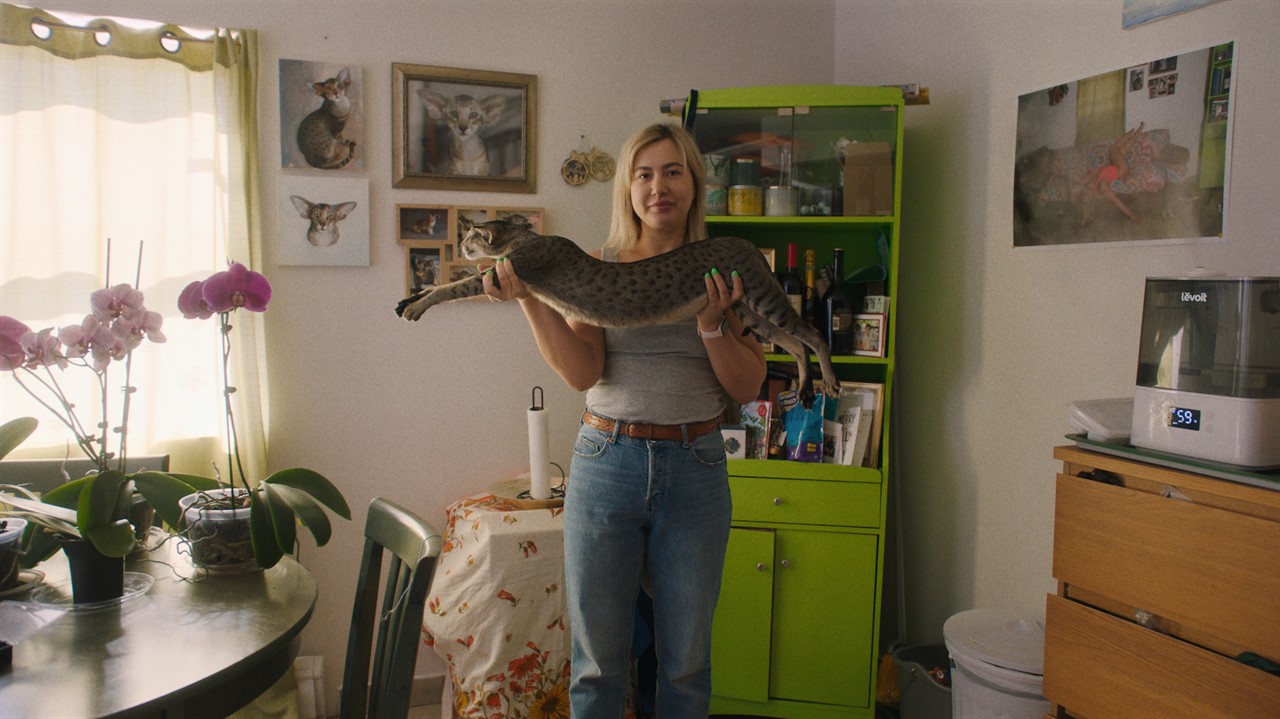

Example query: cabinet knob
[780,559,792,569]
[756,563,767,572]
[772,497,783,506]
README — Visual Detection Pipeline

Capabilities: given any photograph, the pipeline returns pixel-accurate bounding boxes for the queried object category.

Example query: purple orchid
[201,262,271,314]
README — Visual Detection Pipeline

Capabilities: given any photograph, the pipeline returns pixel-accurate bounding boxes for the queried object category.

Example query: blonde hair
[605,122,707,250]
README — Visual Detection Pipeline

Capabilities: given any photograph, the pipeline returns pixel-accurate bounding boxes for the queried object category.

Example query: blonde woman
[485,122,765,716]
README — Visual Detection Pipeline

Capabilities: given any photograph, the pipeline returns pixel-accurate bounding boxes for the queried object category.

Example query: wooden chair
[340,497,443,719]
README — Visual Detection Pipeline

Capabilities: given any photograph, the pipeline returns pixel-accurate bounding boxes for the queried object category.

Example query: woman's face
[629,138,694,238]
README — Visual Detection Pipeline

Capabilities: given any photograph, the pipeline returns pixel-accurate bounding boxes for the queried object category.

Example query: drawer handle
[756,563,767,572]
[772,497,783,506]
[780,560,791,569]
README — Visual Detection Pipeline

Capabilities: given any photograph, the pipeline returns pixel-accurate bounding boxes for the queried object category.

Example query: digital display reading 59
[1169,406,1201,431]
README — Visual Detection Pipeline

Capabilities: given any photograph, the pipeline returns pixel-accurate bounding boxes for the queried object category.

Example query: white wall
[832,0,1279,647]
[32,0,837,711]
[25,0,1280,710]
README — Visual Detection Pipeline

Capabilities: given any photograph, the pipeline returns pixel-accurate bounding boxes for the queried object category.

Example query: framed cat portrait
[397,204,452,242]
[403,241,452,295]
[392,63,537,193]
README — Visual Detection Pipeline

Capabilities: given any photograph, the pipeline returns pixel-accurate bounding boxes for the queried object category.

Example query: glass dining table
[0,538,316,718]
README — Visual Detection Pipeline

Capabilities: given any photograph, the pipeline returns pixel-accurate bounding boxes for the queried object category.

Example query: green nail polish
[704,272,711,279]
[732,270,740,278]
[711,267,720,275]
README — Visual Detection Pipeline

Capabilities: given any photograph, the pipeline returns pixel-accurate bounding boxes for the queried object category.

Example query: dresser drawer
[1044,595,1280,719]
[1053,472,1280,658]
[730,476,880,528]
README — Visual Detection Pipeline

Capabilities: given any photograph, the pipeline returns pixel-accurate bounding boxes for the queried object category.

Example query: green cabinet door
[770,529,880,707]
[711,527,775,702]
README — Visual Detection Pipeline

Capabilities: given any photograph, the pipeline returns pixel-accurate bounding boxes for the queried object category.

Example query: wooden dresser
[1044,444,1280,719]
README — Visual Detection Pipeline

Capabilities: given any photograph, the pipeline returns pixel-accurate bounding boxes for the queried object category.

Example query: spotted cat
[395,219,838,396]
[296,67,356,170]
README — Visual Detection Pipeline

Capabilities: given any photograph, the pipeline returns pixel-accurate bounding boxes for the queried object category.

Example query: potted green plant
[1,255,348,591]
[174,261,350,571]
[0,270,209,601]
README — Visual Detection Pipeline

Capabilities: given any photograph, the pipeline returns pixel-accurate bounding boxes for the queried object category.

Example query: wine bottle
[802,248,818,326]
[780,243,804,317]
[825,248,855,354]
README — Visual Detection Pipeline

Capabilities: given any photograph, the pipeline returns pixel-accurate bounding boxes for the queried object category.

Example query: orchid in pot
[0,270,215,601]
[175,261,350,571]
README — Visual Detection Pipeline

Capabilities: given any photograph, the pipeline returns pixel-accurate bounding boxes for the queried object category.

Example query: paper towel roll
[527,406,550,500]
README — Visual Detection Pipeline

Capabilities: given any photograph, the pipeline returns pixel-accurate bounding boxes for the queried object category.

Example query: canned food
[731,157,761,186]
[728,185,763,216]
[703,154,730,186]
[705,184,728,215]
[764,186,797,216]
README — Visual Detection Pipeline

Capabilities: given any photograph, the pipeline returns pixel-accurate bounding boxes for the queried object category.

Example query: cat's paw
[395,295,427,320]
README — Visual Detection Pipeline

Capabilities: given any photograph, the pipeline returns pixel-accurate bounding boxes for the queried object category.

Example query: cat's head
[458,218,536,260]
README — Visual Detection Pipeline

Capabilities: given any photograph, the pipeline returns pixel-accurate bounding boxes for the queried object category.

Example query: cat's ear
[459,216,474,232]
[479,95,507,123]
[418,89,448,119]
[289,195,313,217]
[333,202,358,220]
[336,67,350,86]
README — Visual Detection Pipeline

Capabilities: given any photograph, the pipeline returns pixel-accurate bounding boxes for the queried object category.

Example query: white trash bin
[943,608,1050,719]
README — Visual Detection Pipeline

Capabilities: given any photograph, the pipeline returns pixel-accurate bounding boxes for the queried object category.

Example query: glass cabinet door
[691,104,898,217]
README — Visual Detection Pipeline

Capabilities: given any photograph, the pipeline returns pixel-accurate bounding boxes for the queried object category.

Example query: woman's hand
[696,267,743,333]
[483,257,532,302]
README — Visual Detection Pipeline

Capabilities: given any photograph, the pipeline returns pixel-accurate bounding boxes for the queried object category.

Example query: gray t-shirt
[584,247,729,425]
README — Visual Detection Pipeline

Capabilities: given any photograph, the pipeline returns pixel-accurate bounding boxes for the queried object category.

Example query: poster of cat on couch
[1012,42,1233,247]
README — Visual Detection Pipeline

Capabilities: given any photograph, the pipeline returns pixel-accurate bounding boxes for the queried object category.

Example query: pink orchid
[21,328,67,370]
[0,316,30,370]
[178,280,214,319]
[91,283,146,322]
[201,262,271,313]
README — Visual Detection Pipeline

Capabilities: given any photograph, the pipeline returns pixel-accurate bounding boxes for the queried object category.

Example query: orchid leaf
[78,470,135,557]
[130,471,201,529]
[82,518,137,557]
[10,477,92,567]
[263,468,351,519]
[160,472,223,492]
[0,417,38,460]
[260,482,297,557]
[249,490,283,569]
[266,482,333,547]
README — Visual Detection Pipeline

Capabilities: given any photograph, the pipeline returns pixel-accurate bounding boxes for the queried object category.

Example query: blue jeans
[565,420,732,719]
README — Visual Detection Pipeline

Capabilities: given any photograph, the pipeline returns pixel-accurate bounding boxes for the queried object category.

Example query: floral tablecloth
[423,493,570,719]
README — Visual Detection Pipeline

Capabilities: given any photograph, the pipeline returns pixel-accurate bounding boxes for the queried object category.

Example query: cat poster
[277,175,370,267]
[391,63,537,193]
[279,59,365,173]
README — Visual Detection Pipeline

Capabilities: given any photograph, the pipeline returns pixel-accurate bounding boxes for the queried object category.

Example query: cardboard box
[842,142,893,216]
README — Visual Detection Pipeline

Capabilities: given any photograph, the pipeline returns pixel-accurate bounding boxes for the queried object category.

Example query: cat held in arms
[395,218,838,397]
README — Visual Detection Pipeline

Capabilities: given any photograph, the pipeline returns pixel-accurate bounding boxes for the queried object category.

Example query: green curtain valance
[0,2,252,71]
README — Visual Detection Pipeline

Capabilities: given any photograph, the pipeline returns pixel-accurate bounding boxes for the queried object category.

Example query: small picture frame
[836,381,884,467]
[454,207,492,256]
[441,258,487,286]
[403,241,451,295]
[494,207,544,234]
[852,313,887,358]
[398,205,451,242]
[722,425,748,460]
[759,247,776,271]
[391,63,537,193]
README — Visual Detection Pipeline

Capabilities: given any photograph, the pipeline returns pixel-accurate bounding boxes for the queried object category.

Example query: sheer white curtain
[0,3,266,483]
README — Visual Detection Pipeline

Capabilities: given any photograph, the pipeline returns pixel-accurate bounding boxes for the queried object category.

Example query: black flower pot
[60,538,125,604]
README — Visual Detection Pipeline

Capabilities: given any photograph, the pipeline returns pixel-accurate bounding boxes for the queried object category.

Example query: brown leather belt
[581,410,720,442]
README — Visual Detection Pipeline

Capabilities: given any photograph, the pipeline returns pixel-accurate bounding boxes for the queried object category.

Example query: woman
[483,122,766,717]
